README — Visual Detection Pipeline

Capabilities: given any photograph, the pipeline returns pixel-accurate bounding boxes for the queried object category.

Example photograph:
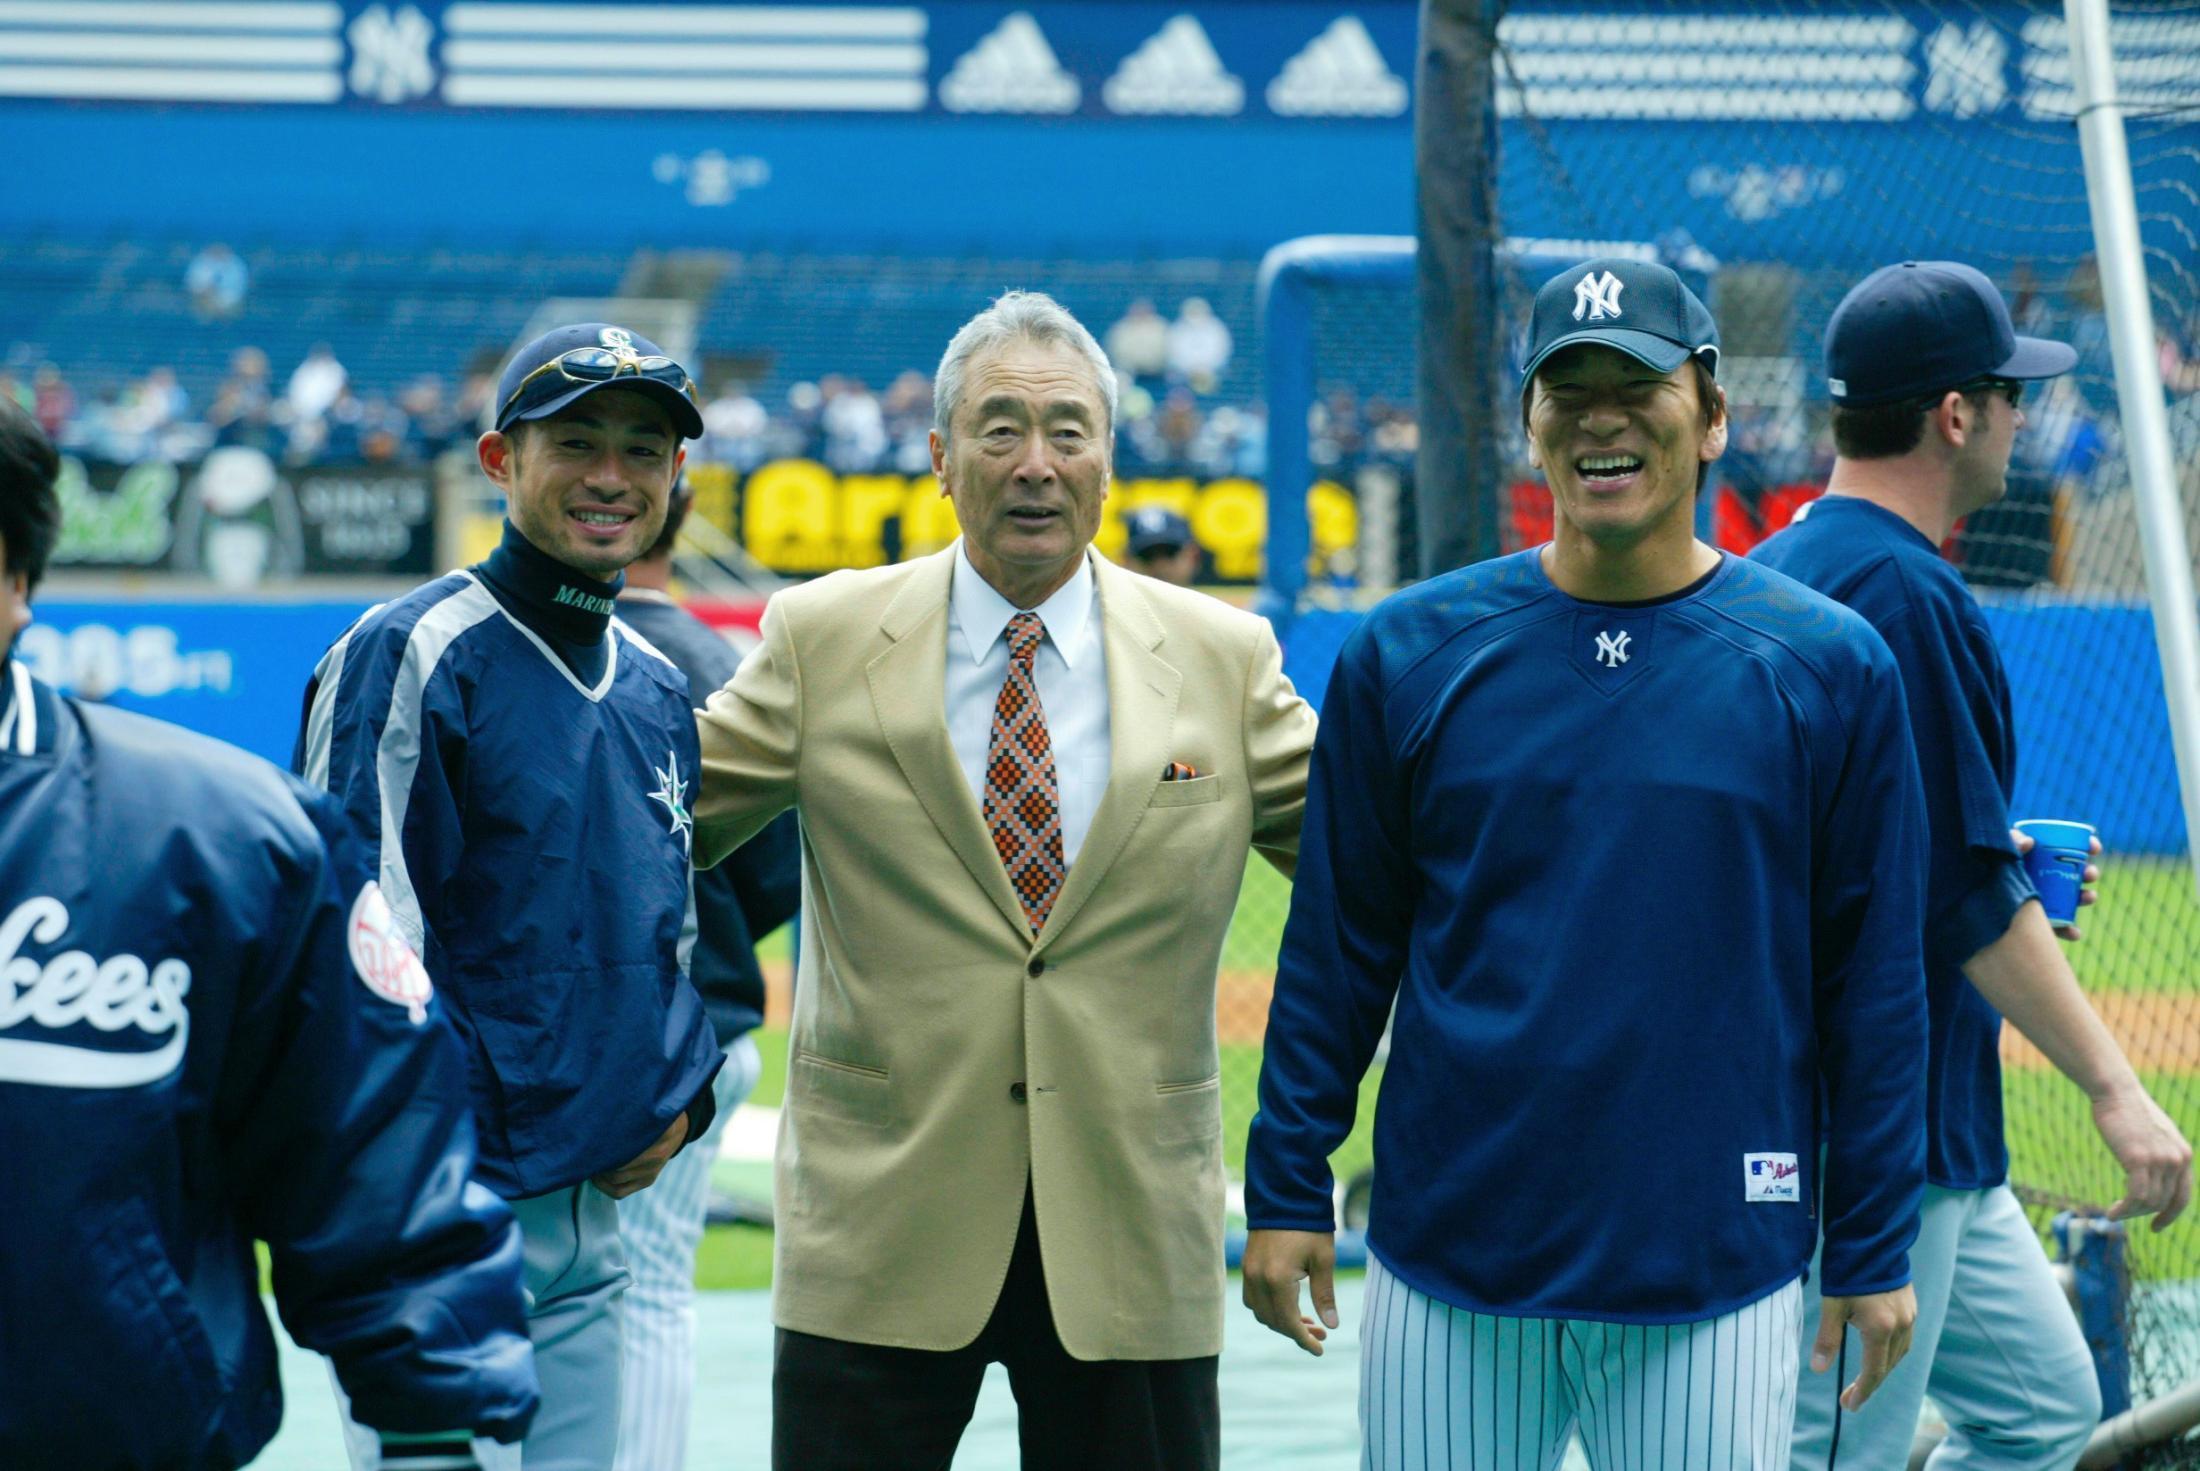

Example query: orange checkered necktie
[985,611,1066,935]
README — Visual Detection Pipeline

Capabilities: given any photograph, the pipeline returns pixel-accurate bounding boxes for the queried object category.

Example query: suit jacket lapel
[1037,556,1179,950]
[866,549,1032,940]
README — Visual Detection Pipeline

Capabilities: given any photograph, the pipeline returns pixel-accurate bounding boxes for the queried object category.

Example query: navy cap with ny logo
[1521,257,1721,386]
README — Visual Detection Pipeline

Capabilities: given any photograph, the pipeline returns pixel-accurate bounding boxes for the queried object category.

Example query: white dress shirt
[946,541,1111,867]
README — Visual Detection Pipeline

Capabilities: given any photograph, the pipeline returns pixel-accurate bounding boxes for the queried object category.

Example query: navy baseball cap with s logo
[494,322,706,439]
[1521,258,1721,385]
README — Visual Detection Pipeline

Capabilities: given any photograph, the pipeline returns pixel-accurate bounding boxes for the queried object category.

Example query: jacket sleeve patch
[348,881,433,1025]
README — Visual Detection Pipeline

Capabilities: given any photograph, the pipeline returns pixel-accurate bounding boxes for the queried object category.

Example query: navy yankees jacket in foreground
[298,524,723,1198]
[0,665,536,1469]
[1246,550,1931,1322]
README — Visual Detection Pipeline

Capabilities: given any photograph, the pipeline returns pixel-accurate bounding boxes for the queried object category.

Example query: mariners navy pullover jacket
[298,522,724,1198]
[0,662,537,1468]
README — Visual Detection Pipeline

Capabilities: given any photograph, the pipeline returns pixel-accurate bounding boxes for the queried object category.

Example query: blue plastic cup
[2014,818,2096,927]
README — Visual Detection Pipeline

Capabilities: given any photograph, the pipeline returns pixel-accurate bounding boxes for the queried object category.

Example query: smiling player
[297,324,725,1471]
[1242,259,1933,1468]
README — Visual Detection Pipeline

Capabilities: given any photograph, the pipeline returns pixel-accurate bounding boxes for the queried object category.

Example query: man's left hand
[2013,829,2102,940]
[2093,1084,2194,1230]
[1241,1229,1339,1356]
[1810,1284,1916,1412]
[592,1112,690,1198]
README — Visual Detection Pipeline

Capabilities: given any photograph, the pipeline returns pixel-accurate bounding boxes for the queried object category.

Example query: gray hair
[933,290,1118,445]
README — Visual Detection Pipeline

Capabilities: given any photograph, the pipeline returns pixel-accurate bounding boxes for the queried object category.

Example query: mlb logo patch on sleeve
[1744,1152,1801,1203]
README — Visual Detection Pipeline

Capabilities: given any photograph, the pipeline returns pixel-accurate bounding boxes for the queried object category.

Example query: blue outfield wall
[18,600,370,769]
[24,593,2193,856]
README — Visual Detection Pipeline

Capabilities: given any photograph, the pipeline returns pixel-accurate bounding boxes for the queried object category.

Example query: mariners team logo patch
[348,882,432,1025]
[650,748,694,857]
[1745,1152,1801,1203]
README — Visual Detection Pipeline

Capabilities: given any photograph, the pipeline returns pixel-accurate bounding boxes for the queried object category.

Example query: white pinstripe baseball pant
[1361,1252,1804,1471]
[612,1032,762,1471]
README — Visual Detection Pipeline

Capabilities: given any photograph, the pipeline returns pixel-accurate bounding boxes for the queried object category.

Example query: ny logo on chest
[1571,611,1654,696]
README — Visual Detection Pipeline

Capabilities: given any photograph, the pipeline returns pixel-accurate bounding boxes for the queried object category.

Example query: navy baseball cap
[494,322,705,439]
[1127,505,1194,556]
[1825,261,2077,407]
[1521,258,1720,385]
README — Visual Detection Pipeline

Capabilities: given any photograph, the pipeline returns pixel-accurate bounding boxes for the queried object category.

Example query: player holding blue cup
[2014,817,2099,933]
[1756,260,2191,1471]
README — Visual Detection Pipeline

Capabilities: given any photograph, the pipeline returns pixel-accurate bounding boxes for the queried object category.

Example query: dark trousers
[772,1193,1221,1471]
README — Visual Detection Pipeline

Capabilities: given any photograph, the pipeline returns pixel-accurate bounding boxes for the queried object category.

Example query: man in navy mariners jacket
[0,397,538,1469]
[298,324,724,1470]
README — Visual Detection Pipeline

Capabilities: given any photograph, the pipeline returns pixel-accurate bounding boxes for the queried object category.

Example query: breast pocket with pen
[1148,774,1221,808]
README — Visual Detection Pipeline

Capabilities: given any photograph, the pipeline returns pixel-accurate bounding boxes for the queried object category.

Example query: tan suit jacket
[693,545,1314,1360]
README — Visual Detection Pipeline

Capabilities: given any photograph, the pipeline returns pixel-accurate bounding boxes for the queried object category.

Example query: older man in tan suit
[692,291,1314,1470]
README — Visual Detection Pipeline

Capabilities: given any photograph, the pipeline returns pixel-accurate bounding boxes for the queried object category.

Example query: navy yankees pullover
[297,522,722,1198]
[1245,550,1930,1322]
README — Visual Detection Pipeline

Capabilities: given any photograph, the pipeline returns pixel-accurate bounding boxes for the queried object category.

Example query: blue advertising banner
[19,600,370,768]
[23,593,2181,854]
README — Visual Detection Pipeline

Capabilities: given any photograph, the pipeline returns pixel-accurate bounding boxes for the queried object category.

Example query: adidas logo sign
[940,11,1079,114]
[1104,14,1242,116]
[1268,15,1407,117]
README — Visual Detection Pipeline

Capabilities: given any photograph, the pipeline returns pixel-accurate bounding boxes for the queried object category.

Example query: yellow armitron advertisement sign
[461,460,1361,582]
[698,459,1360,581]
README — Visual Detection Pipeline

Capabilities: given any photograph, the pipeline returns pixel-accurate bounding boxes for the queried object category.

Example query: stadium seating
[0,236,1270,411]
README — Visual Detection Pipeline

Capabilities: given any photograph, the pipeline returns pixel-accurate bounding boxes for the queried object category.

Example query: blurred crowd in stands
[4,292,1427,484]
[11,254,2190,509]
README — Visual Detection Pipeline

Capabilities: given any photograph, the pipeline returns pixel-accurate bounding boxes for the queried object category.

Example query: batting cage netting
[1242,0,2200,1456]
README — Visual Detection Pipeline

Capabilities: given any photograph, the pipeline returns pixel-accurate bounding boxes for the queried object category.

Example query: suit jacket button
[1027,958,1046,977]
[1009,1081,1028,1103]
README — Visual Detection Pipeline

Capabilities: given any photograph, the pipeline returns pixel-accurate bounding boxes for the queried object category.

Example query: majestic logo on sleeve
[649,749,694,857]
[1594,629,1633,667]
[349,882,432,1024]
[1572,270,1625,322]
[0,898,191,1088]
